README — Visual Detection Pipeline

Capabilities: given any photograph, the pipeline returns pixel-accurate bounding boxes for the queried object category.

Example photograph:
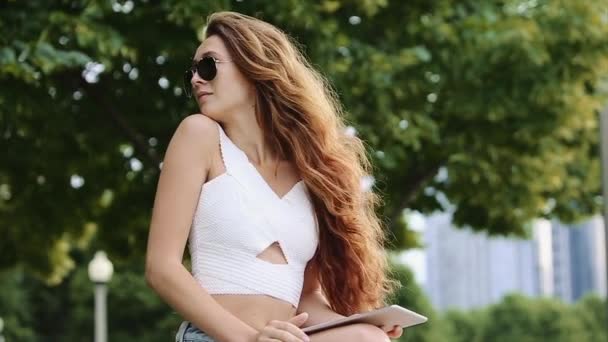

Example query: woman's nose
[191,70,208,86]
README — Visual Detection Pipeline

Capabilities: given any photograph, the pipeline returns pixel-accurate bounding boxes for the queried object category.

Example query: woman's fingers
[269,320,310,341]
[258,317,310,342]
[381,325,403,338]
[390,326,403,338]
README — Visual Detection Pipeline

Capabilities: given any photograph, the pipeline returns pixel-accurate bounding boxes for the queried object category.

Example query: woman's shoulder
[177,113,218,135]
[164,114,221,170]
[174,113,220,150]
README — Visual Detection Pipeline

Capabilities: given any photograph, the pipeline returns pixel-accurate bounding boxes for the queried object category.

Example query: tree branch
[82,81,162,168]
[387,160,444,230]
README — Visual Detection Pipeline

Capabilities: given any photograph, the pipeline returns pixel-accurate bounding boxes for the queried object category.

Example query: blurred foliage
[0,260,605,341]
[443,293,607,342]
[386,260,445,341]
[0,252,181,341]
[1,0,607,281]
[441,308,487,342]
[478,294,588,341]
[573,294,607,342]
[0,268,36,341]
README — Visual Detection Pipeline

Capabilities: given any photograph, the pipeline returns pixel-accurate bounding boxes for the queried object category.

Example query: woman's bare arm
[296,261,346,327]
[145,114,258,342]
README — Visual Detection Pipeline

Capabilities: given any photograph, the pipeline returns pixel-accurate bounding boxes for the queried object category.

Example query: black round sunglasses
[183,56,230,98]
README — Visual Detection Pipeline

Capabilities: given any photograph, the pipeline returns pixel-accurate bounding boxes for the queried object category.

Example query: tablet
[302,305,428,334]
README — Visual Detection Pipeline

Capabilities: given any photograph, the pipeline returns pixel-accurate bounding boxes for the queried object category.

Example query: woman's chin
[199,103,232,122]
[199,108,219,121]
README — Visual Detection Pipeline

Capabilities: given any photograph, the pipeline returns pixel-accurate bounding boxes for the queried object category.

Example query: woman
[145,11,403,342]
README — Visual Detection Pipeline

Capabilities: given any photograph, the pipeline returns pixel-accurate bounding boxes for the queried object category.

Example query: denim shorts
[175,321,216,342]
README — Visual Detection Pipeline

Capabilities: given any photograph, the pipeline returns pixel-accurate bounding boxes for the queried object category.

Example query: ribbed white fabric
[187,121,319,307]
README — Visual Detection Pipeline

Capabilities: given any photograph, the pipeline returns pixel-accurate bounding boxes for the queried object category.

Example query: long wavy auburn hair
[204,11,399,315]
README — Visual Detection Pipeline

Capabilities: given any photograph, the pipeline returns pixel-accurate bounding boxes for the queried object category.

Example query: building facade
[422,212,605,311]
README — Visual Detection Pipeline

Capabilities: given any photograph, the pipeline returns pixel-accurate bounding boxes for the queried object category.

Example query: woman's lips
[197,93,212,101]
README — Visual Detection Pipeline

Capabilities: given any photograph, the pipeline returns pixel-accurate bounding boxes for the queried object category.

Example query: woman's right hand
[256,312,311,342]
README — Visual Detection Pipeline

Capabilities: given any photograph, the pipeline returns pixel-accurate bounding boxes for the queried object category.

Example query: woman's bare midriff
[212,294,297,331]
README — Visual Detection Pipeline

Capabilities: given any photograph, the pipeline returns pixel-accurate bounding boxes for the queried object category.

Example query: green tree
[386,260,445,341]
[0,268,37,341]
[440,293,607,342]
[0,255,180,341]
[441,308,486,342]
[478,294,589,342]
[1,0,607,280]
[64,255,181,342]
[573,294,607,342]
[2,258,606,340]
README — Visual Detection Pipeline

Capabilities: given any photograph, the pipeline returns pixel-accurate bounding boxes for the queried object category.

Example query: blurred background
[1,0,608,341]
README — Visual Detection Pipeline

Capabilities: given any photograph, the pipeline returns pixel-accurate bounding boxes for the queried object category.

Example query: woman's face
[191,35,254,121]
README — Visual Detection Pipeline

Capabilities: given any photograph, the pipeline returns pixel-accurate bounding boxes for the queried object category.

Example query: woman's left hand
[381,325,403,339]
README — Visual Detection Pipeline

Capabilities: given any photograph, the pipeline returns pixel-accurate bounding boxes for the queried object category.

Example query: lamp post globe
[88,251,114,284]
[88,251,113,342]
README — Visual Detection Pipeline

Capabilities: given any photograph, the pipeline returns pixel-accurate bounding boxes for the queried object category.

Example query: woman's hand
[381,324,403,339]
[256,312,311,342]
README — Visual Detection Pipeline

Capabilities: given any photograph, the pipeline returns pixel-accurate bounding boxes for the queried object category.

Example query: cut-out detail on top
[256,241,289,265]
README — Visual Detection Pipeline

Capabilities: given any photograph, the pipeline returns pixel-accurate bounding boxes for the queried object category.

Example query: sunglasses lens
[196,56,217,81]
[183,69,193,97]
[183,57,218,98]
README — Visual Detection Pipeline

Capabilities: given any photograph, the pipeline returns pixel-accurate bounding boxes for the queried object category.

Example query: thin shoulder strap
[215,121,246,174]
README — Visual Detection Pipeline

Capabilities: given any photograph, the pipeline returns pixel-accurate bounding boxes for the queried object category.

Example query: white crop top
[187,121,320,307]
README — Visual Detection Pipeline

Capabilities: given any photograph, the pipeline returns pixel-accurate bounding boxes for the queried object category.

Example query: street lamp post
[88,251,114,342]
[600,106,608,341]
[0,316,5,342]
